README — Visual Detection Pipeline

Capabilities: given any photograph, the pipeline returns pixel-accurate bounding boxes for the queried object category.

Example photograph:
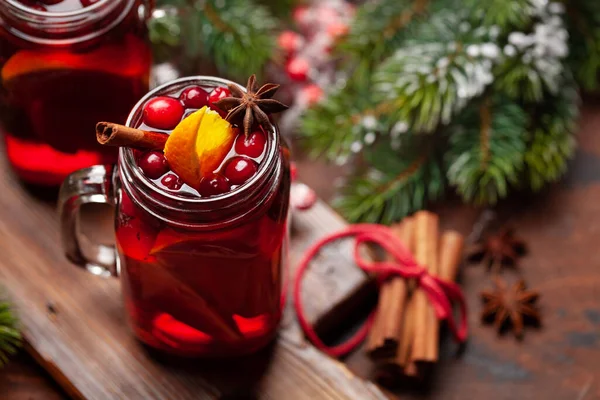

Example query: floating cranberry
[161,173,183,191]
[80,0,101,6]
[180,86,209,108]
[208,87,231,116]
[198,174,230,197]
[139,151,169,179]
[225,157,258,185]
[235,131,266,158]
[142,96,184,130]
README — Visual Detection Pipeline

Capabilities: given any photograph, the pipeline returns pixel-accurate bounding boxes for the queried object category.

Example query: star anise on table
[466,227,527,271]
[214,74,288,136]
[480,277,541,339]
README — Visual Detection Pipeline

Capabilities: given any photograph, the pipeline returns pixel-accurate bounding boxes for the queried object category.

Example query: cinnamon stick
[438,231,465,282]
[410,211,439,363]
[366,218,414,358]
[96,122,168,150]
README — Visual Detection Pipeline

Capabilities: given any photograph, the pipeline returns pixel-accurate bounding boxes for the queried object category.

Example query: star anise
[466,226,527,271]
[214,74,288,136]
[480,277,541,339]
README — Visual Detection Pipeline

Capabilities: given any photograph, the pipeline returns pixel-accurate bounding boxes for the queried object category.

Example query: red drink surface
[116,82,290,356]
[0,0,151,186]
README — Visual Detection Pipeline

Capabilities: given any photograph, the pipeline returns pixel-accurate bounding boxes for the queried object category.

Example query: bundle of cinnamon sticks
[365,211,464,378]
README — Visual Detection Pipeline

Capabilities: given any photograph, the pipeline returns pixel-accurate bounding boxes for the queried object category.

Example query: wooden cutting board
[0,159,385,399]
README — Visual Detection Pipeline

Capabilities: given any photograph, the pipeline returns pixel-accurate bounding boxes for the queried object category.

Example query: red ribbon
[293,223,468,358]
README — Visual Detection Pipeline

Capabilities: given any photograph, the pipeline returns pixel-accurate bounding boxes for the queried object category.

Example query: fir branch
[524,82,580,190]
[493,2,569,102]
[373,10,499,133]
[465,0,539,29]
[338,0,432,66]
[564,0,600,90]
[335,136,444,224]
[0,295,21,367]
[150,0,278,80]
[446,95,528,204]
[300,80,379,163]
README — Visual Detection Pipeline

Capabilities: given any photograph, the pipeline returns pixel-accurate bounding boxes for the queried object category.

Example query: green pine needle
[372,10,498,133]
[0,296,21,367]
[336,138,444,224]
[149,0,278,80]
[338,0,430,65]
[565,0,600,91]
[465,0,535,29]
[446,96,528,204]
[524,83,579,190]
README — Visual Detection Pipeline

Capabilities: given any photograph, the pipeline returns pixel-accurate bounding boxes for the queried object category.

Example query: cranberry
[139,151,169,179]
[142,96,184,130]
[198,174,230,197]
[235,131,266,158]
[80,0,101,6]
[161,173,183,191]
[180,86,209,108]
[208,87,231,116]
[224,157,258,185]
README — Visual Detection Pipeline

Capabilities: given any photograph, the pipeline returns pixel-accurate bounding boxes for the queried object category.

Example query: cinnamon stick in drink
[96,122,168,150]
[366,218,414,358]
[410,211,439,363]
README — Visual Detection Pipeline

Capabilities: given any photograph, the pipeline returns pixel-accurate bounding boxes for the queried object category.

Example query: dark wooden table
[3,100,600,399]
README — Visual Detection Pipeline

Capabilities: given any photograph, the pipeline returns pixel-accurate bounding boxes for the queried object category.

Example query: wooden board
[0,161,386,400]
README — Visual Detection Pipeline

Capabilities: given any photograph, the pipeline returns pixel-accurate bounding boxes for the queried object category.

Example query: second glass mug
[59,76,291,357]
[0,0,152,186]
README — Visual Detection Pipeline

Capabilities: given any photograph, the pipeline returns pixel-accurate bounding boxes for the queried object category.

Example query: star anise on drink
[214,74,288,136]
[466,227,527,270]
[480,277,541,339]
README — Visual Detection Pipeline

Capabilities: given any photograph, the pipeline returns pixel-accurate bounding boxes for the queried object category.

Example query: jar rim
[0,0,134,45]
[120,75,281,207]
[3,0,111,18]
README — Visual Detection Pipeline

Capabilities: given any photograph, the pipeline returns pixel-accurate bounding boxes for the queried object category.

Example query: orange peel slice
[164,106,236,188]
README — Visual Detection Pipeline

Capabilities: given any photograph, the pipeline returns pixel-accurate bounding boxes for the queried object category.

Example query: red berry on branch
[139,151,169,179]
[293,6,309,26]
[235,131,266,158]
[278,30,304,54]
[161,173,183,191]
[224,157,258,185]
[327,22,349,38]
[142,97,184,130]
[286,57,310,81]
[198,174,230,197]
[299,84,324,106]
[180,86,210,109]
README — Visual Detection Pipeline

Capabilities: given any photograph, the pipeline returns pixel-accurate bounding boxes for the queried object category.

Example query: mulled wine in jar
[59,76,291,357]
[0,0,151,186]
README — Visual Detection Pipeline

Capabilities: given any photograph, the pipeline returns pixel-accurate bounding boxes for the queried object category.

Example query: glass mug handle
[58,165,117,277]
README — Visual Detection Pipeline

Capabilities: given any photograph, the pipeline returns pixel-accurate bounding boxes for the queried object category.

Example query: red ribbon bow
[293,224,468,358]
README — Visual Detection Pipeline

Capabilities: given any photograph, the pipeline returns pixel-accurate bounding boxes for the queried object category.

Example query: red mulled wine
[0,0,151,186]
[113,78,290,356]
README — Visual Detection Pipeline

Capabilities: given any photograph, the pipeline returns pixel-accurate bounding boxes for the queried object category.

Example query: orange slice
[164,107,237,188]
